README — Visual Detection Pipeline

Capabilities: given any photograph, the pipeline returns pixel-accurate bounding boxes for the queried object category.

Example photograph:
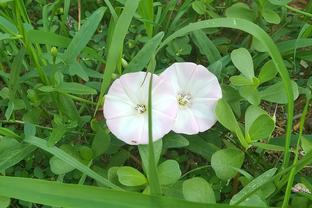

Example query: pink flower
[103,72,178,145]
[160,62,222,134]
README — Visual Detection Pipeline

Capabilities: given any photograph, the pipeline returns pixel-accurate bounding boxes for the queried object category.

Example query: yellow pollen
[177,93,192,107]
[135,104,146,114]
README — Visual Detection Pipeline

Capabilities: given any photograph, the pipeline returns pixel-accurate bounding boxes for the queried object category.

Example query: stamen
[135,104,146,114]
[177,93,192,107]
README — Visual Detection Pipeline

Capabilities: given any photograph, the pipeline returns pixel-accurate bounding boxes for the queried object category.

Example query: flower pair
[103,62,222,145]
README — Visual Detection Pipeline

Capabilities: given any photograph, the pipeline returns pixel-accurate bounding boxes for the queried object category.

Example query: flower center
[177,93,192,107]
[135,104,146,114]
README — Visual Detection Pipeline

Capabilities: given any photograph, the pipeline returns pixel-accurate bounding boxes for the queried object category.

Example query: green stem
[285,5,312,18]
[62,93,97,105]
[147,58,162,196]
[282,95,310,207]
[181,165,210,178]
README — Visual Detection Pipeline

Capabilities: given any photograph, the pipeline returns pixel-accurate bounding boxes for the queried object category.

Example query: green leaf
[0,176,237,208]
[259,80,299,104]
[0,127,20,140]
[68,62,89,81]
[183,177,216,203]
[248,115,275,141]
[98,0,140,106]
[163,133,189,149]
[158,160,181,185]
[138,0,154,37]
[49,144,81,175]
[0,195,10,208]
[251,37,267,52]
[211,148,245,180]
[63,7,106,63]
[0,16,18,34]
[186,135,219,160]
[258,60,277,84]
[124,32,164,73]
[138,140,162,175]
[57,82,97,95]
[239,86,261,105]
[49,156,75,175]
[192,1,206,15]
[245,105,270,132]
[230,75,254,86]
[215,99,248,148]
[225,3,256,22]
[0,0,13,4]
[191,30,221,64]
[230,168,277,205]
[92,127,111,157]
[231,48,254,79]
[245,105,275,141]
[0,32,11,41]
[268,0,292,6]
[47,126,66,147]
[215,99,240,133]
[25,136,121,190]
[238,194,267,207]
[302,136,312,154]
[253,142,284,152]
[262,9,281,24]
[0,144,36,171]
[117,166,147,186]
[27,30,101,61]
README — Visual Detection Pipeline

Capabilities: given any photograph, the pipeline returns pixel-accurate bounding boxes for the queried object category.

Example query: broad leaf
[117,166,147,186]
[183,177,216,203]
[211,148,245,180]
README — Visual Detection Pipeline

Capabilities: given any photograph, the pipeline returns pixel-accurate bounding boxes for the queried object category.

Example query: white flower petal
[161,62,197,93]
[106,115,145,145]
[188,65,222,99]
[172,108,199,134]
[190,99,218,132]
[104,72,178,145]
[160,62,222,135]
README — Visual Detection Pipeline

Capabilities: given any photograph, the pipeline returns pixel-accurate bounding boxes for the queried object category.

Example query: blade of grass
[0,176,244,208]
[124,32,164,73]
[103,0,118,21]
[95,0,140,114]
[157,17,294,169]
[138,0,154,37]
[27,30,102,61]
[25,136,122,190]
[282,94,310,207]
[191,30,221,64]
[63,7,106,64]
